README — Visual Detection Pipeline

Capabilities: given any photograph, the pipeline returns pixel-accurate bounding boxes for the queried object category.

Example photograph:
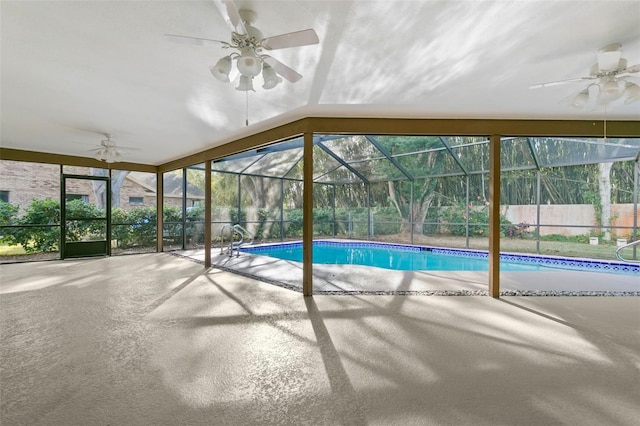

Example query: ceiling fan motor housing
[166,1,318,89]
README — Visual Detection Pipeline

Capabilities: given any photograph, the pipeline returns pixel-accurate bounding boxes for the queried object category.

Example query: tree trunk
[388,181,413,233]
[387,181,435,234]
[242,176,281,237]
[598,162,612,241]
[90,169,129,209]
[412,192,435,234]
[110,171,129,209]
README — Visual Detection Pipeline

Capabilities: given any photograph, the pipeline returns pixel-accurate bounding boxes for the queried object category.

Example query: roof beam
[439,137,469,176]
[316,141,370,184]
[364,136,414,181]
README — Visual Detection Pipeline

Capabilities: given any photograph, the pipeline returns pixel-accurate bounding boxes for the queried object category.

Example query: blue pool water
[241,241,640,276]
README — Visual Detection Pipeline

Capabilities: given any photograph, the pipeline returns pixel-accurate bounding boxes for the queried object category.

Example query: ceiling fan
[165,0,319,91]
[530,43,640,109]
[89,134,134,163]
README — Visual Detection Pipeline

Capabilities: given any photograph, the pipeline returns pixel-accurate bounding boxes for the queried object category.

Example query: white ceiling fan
[165,0,319,91]
[88,134,136,163]
[530,43,640,109]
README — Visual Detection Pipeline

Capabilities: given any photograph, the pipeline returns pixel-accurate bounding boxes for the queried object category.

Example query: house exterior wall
[117,178,157,209]
[0,160,163,213]
[0,161,61,211]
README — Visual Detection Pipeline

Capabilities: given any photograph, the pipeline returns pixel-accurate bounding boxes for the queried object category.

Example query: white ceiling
[2,0,639,166]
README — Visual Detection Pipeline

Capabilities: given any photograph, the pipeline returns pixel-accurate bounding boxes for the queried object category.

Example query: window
[0,191,8,203]
[129,196,144,205]
[66,194,88,203]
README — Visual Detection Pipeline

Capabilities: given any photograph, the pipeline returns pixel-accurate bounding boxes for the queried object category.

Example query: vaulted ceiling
[2,0,639,166]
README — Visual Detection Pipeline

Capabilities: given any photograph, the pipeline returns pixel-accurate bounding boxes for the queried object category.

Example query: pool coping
[170,250,639,296]
[169,238,639,296]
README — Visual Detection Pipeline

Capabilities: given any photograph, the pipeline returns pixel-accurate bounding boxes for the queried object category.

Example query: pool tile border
[241,240,640,275]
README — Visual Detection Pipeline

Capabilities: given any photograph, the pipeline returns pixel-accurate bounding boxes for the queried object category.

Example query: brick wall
[0,160,160,214]
[0,160,211,216]
[0,160,61,212]
[118,178,157,209]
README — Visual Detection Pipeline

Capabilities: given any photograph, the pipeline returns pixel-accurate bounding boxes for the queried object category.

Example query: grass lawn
[369,233,632,261]
[0,243,27,256]
[517,239,622,260]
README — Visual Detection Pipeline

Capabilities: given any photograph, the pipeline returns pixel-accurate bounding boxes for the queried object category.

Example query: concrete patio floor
[2,253,639,425]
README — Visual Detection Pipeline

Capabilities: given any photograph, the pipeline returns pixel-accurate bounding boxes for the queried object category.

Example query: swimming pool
[241,240,640,276]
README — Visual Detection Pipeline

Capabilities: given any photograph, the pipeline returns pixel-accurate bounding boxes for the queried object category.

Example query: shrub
[112,206,157,248]
[281,207,401,238]
[128,206,157,246]
[163,205,182,222]
[65,199,105,241]
[111,207,130,244]
[283,209,303,237]
[1,198,61,253]
[313,208,335,236]
[442,197,511,237]
[540,234,589,244]
[0,201,19,226]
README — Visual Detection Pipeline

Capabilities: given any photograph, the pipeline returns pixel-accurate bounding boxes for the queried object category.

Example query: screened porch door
[61,174,111,258]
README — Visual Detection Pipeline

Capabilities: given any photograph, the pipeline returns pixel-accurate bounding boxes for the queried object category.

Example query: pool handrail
[220,224,243,257]
[220,224,236,255]
[220,224,254,257]
[615,239,640,263]
[232,224,254,253]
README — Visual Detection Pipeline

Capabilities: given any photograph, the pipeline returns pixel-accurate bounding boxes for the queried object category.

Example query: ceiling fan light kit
[532,42,640,109]
[87,133,141,163]
[166,0,318,92]
[94,148,122,164]
[571,90,589,108]
[261,63,282,90]
[236,74,255,91]
[210,55,233,82]
[236,49,262,77]
[92,135,123,163]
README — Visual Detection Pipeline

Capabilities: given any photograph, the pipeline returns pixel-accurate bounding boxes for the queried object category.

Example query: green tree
[376,136,464,233]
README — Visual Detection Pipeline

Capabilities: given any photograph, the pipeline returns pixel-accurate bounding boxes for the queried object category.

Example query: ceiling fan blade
[597,43,622,71]
[212,0,246,35]
[263,56,302,82]
[619,75,640,84]
[88,147,138,153]
[624,64,640,73]
[261,29,319,51]
[529,77,595,89]
[164,34,226,47]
